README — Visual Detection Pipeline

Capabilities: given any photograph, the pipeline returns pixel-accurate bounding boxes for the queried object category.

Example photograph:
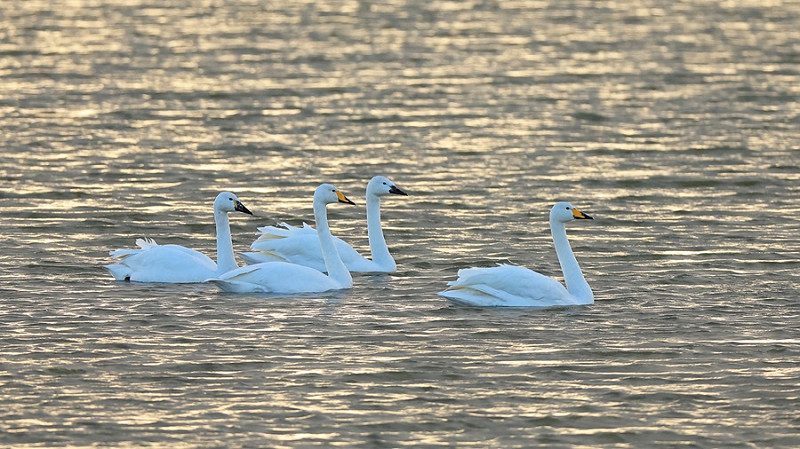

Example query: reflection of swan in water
[439,202,594,307]
[210,184,355,294]
[240,175,407,273]
[105,192,253,283]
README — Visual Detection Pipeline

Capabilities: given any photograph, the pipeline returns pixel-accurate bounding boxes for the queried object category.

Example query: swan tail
[108,237,159,259]
[135,237,159,249]
[105,263,132,281]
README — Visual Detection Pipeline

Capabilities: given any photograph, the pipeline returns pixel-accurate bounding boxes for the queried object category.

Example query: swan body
[438,202,594,308]
[105,192,253,283]
[208,262,343,294]
[238,223,365,272]
[239,176,407,273]
[210,184,355,294]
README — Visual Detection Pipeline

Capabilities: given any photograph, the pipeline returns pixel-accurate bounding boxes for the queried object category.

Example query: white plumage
[105,192,252,283]
[208,262,343,294]
[240,175,407,273]
[439,202,594,308]
[210,184,356,294]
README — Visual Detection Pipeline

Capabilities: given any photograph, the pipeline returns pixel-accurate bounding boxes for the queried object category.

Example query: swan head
[367,175,408,197]
[550,201,593,223]
[214,192,253,215]
[314,183,356,206]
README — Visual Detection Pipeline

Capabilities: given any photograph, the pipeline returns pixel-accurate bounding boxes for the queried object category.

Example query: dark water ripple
[1,0,800,447]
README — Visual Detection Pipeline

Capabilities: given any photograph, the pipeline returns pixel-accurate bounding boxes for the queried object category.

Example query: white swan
[105,192,253,283]
[209,184,356,294]
[239,175,407,273]
[438,202,594,307]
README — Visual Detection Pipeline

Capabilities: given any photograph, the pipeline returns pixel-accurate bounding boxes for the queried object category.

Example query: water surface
[1,0,799,447]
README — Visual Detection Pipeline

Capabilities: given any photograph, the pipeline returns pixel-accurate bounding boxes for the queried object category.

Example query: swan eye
[383,182,387,185]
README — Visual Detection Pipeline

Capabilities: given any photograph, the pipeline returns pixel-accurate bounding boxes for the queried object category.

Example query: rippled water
[2,0,799,447]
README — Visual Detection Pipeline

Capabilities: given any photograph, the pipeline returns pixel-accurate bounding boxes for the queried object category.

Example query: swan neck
[314,200,352,288]
[366,194,395,270]
[214,209,237,274]
[550,219,593,302]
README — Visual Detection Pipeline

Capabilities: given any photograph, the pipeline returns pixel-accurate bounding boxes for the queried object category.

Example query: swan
[209,184,356,294]
[105,192,253,283]
[438,202,594,307]
[239,175,407,273]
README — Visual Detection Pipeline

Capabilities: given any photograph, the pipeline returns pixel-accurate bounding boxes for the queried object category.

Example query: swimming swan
[105,192,253,283]
[438,202,594,307]
[210,184,356,294]
[239,175,407,273]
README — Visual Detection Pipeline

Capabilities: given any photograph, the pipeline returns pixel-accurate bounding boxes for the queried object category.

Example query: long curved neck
[366,194,395,270]
[314,200,352,288]
[214,209,238,274]
[550,219,593,302]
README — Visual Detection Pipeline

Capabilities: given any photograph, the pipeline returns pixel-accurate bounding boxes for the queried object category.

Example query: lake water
[1,0,799,447]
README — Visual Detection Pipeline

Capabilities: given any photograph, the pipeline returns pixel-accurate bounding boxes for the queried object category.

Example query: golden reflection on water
[2,0,800,447]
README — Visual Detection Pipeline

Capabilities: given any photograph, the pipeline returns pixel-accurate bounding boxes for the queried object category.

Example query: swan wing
[439,264,577,307]
[238,251,286,265]
[248,231,328,271]
[210,261,342,294]
[247,223,374,272]
[253,222,316,239]
[106,242,216,283]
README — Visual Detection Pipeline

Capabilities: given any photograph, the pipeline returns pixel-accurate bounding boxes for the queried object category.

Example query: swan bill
[572,208,592,220]
[235,200,253,215]
[389,185,408,196]
[336,191,356,205]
